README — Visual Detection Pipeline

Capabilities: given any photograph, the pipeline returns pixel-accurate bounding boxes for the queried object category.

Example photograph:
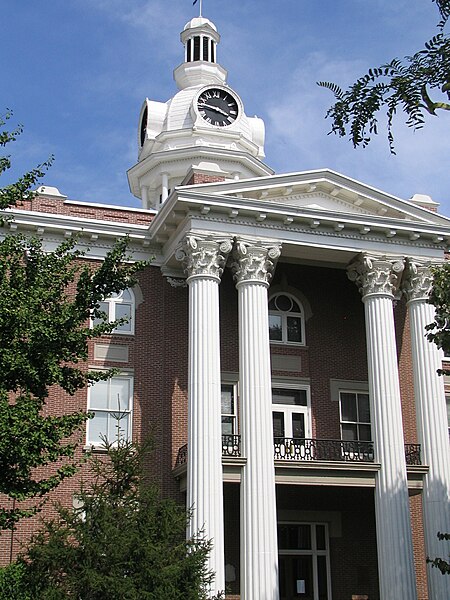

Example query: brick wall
[15,194,155,226]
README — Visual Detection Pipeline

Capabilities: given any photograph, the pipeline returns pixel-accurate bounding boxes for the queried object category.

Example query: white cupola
[127,15,273,210]
[173,17,227,89]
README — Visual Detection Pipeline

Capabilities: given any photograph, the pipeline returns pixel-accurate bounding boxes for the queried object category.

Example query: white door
[272,387,311,439]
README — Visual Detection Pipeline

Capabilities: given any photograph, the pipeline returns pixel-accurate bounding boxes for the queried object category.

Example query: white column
[348,254,417,600]
[140,185,149,209]
[403,260,450,600]
[176,234,233,597]
[232,240,281,600]
[161,172,169,204]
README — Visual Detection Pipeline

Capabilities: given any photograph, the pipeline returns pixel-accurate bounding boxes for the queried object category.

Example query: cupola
[127,14,273,210]
[174,17,227,90]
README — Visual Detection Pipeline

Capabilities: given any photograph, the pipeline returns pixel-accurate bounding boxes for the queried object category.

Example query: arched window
[269,293,305,345]
[92,288,136,335]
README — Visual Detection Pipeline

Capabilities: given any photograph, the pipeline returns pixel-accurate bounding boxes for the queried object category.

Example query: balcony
[175,435,422,467]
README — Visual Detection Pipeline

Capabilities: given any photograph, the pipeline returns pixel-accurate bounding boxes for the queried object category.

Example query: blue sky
[2,0,449,213]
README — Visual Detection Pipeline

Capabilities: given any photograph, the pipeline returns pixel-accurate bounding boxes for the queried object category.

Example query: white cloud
[263,50,450,212]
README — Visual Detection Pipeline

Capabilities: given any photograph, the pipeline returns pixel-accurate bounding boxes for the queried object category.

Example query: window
[272,384,311,460]
[221,384,237,436]
[193,36,200,61]
[269,293,305,345]
[272,387,310,439]
[278,523,331,600]
[92,288,135,335]
[87,375,133,446]
[340,391,371,441]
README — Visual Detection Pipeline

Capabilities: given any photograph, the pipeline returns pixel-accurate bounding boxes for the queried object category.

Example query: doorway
[278,523,331,600]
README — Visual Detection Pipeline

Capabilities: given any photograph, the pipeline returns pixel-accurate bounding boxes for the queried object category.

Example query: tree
[0,110,53,212]
[318,0,450,152]
[9,436,217,600]
[0,111,148,529]
[426,262,450,375]
[427,532,450,575]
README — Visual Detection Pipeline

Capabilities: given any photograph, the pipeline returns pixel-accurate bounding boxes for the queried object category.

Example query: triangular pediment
[264,191,374,217]
[183,168,450,227]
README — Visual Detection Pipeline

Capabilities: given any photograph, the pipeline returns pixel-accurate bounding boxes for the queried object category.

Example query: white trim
[269,292,306,347]
[86,373,134,446]
[91,288,136,336]
[272,382,312,439]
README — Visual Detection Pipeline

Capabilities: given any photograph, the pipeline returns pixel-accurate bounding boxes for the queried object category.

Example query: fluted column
[348,254,417,600]
[176,234,232,597]
[231,240,281,600]
[403,260,450,600]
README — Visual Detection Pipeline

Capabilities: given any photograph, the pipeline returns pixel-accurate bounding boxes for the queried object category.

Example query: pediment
[265,192,374,217]
[187,169,450,227]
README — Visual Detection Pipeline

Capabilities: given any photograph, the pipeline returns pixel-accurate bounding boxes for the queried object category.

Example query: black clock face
[197,88,239,127]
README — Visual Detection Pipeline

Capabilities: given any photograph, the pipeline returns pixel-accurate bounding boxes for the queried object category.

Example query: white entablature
[146,168,450,275]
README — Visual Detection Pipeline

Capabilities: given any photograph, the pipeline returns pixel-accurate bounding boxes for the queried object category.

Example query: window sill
[83,445,108,454]
[270,341,306,348]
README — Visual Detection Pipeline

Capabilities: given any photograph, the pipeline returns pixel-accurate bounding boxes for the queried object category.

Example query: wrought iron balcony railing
[274,437,375,462]
[175,436,421,468]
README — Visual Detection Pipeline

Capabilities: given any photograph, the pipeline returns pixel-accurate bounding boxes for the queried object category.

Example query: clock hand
[199,103,229,117]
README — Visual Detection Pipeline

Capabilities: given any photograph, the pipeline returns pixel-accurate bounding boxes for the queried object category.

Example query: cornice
[148,190,450,253]
[183,168,450,226]
[127,145,273,196]
[1,209,158,262]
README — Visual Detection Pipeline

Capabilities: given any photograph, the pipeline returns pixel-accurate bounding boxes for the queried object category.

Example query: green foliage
[318,0,450,152]
[0,234,146,399]
[17,437,218,599]
[426,262,450,374]
[0,234,148,529]
[427,532,450,574]
[0,110,53,212]
[0,112,150,529]
[0,562,32,600]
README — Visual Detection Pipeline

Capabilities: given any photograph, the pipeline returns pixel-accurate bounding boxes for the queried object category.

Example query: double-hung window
[339,391,371,441]
[221,384,237,436]
[87,375,133,446]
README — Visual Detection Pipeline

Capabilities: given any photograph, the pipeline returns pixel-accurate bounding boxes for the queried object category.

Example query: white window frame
[269,292,305,346]
[92,288,136,335]
[272,381,312,439]
[221,382,238,437]
[446,396,450,439]
[86,373,134,447]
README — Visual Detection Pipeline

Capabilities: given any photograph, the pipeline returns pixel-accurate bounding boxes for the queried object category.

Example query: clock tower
[127,15,273,210]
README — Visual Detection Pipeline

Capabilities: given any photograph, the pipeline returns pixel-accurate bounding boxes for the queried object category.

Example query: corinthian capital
[347,253,404,299]
[231,239,281,286]
[402,259,434,302]
[175,234,233,281]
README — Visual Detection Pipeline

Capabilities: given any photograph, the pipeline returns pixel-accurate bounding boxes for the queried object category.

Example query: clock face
[197,88,239,127]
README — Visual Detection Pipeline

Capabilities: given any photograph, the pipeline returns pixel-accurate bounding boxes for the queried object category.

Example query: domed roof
[184,16,217,32]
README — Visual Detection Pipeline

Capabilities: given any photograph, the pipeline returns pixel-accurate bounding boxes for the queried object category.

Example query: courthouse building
[1,14,450,600]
